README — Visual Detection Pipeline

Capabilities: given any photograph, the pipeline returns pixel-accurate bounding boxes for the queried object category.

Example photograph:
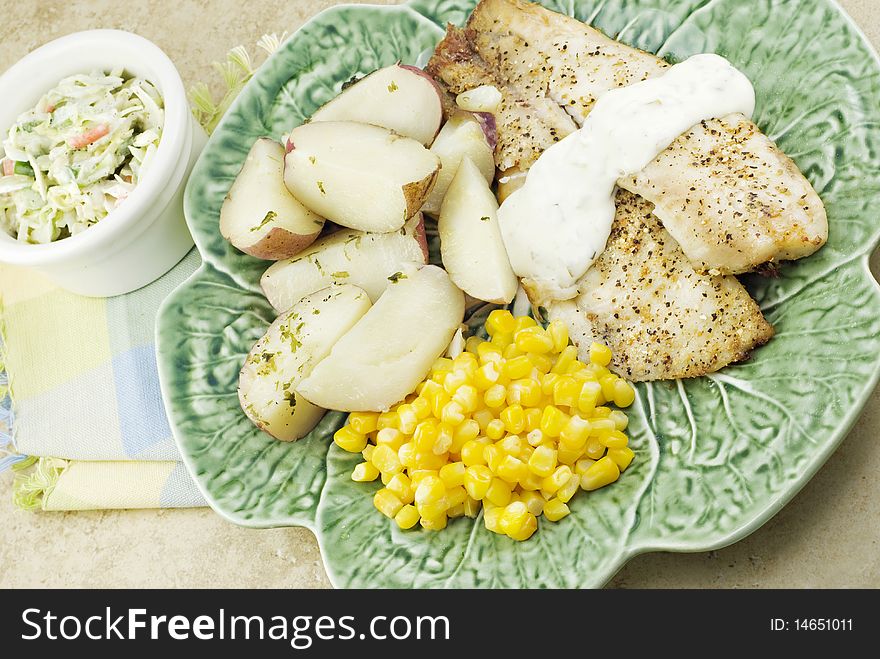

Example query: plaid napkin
[0,252,206,510]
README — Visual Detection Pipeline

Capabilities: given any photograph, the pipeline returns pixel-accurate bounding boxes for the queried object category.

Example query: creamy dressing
[497,53,755,301]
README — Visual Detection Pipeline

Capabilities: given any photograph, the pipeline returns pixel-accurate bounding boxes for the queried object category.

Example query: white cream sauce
[497,53,755,301]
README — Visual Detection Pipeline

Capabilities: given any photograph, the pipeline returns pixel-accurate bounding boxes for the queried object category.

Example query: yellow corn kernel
[371,444,403,475]
[600,374,618,403]
[334,426,368,453]
[452,385,479,413]
[432,423,452,454]
[508,512,538,541]
[578,381,602,415]
[540,405,569,438]
[485,478,513,507]
[486,418,506,440]
[574,458,597,477]
[440,400,465,427]
[608,446,635,472]
[524,408,543,433]
[453,351,479,374]
[497,454,528,483]
[477,341,503,364]
[411,396,432,420]
[557,443,583,466]
[394,504,420,529]
[581,456,621,491]
[362,444,375,462]
[498,434,523,455]
[602,429,629,449]
[503,355,532,380]
[445,485,468,508]
[565,360,586,375]
[420,513,448,531]
[519,471,544,491]
[513,315,537,332]
[559,415,591,449]
[543,498,571,522]
[491,331,514,349]
[527,352,553,374]
[484,384,507,409]
[374,488,404,518]
[474,361,501,390]
[381,472,393,485]
[408,469,438,486]
[557,470,580,503]
[511,378,542,407]
[376,427,406,451]
[351,462,380,482]
[515,326,554,354]
[585,437,606,460]
[484,444,503,473]
[593,406,612,418]
[376,410,399,430]
[412,451,446,470]
[348,412,378,435]
[526,429,545,447]
[549,348,575,377]
[464,464,493,499]
[413,420,438,452]
[500,404,526,434]
[414,475,448,519]
[528,444,557,478]
[386,473,413,504]
[447,503,465,518]
[461,439,487,467]
[464,496,481,518]
[590,418,616,436]
[397,404,418,434]
[443,368,470,395]
[439,461,466,488]
[589,342,612,367]
[451,419,480,453]
[465,335,482,354]
[397,441,416,468]
[486,309,517,335]
[499,500,529,535]
[541,371,559,396]
[431,357,454,375]
[519,491,546,517]
[613,379,636,408]
[483,505,504,534]
[542,465,573,495]
[547,320,570,353]
[552,376,581,408]
[502,343,524,360]
[609,410,629,431]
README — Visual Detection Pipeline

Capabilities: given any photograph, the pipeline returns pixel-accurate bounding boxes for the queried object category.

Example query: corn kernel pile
[334,310,636,541]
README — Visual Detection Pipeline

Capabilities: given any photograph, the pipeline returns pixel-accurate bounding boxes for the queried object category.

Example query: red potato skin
[472,111,498,151]
[402,168,440,220]
[411,213,429,262]
[240,226,323,261]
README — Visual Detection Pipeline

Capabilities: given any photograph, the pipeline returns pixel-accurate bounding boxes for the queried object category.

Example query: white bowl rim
[0,29,189,266]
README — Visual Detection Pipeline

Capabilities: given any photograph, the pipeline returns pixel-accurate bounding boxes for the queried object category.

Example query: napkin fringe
[12,457,67,511]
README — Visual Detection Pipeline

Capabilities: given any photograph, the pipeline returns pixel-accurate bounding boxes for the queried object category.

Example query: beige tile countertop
[1,0,879,589]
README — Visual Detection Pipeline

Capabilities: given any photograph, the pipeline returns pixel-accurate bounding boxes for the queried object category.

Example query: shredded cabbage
[0,69,164,243]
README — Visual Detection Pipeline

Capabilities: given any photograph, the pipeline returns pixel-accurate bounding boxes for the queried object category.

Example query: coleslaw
[0,68,164,243]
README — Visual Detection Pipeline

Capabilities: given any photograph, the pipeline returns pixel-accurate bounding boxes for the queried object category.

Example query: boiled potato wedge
[220,138,325,260]
[238,285,372,441]
[261,213,428,312]
[310,63,443,146]
[421,111,495,216]
[283,121,440,233]
[439,157,517,304]
[297,265,465,412]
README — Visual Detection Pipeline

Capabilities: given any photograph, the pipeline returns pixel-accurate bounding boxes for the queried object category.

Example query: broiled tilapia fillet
[549,190,774,381]
[433,0,828,274]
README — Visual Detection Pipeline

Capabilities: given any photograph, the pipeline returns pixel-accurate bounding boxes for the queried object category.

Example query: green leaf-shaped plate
[156,0,880,587]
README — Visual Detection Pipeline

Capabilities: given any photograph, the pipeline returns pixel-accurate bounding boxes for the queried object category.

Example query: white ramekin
[0,30,207,297]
